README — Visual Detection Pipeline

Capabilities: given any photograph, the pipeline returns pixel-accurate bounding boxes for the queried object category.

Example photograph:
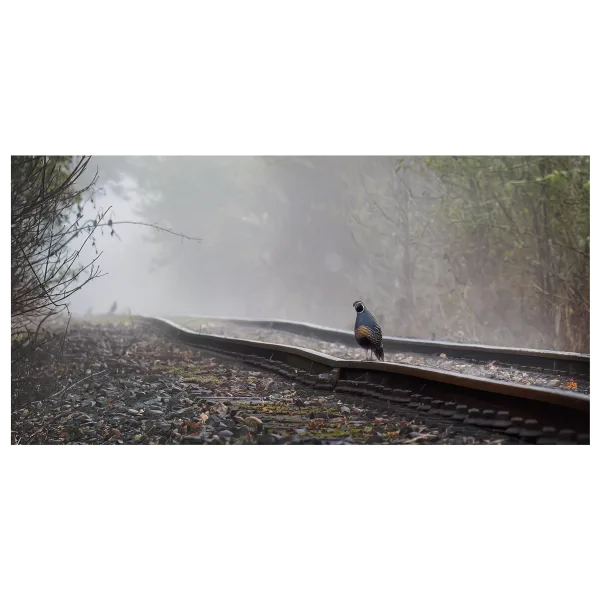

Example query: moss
[153,364,223,384]
[182,375,222,384]
[193,393,378,442]
[231,402,343,420]
[317,428,351,438]
[348,427,373,440]
[288,424,346,439]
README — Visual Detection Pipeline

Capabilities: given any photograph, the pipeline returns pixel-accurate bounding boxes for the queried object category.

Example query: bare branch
[101,220,203,242]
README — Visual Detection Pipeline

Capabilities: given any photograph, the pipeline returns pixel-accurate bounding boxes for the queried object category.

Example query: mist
[67,156,590,352]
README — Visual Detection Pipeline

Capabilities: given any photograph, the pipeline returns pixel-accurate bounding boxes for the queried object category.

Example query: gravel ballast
[11,320,520,445]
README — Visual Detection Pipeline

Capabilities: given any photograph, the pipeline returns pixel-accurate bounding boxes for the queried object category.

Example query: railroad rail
[144,317,590,444]
[173,315,590,377]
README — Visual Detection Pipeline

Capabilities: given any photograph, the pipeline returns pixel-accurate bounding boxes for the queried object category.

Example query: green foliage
[424,156,589,350]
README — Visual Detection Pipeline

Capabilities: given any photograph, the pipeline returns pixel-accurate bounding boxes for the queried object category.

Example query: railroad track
[175,315,590,378]
[143,317,590,444]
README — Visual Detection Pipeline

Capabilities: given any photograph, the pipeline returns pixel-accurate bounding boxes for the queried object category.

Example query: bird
[353,300,384,361]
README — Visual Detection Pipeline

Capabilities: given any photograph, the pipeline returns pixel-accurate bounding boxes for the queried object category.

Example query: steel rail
[144,317,590,444]
[169,315,590,377]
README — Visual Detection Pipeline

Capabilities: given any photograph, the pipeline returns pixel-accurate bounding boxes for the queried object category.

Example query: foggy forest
[13,156,590,352]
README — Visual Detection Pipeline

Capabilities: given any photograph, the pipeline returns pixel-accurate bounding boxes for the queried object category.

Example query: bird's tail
[375,346,385,362]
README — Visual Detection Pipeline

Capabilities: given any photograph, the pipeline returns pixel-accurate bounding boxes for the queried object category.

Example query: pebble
[179,436,206,445]
[257,433,280,444]
[146,409,164,416]
[233,425,250,439]
[218,429,234,439]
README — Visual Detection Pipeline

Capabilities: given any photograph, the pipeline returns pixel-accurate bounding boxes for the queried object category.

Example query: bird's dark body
[353,301,384,361]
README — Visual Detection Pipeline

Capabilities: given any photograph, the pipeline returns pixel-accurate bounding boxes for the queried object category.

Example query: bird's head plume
[353,300,365,313]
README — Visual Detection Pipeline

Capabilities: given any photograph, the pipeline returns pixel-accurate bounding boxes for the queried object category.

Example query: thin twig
[50,368,107,399]
[101,220,202,242]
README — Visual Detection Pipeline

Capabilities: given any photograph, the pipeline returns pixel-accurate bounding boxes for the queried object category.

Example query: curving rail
[144,317,590,444]
[171,315,590,377]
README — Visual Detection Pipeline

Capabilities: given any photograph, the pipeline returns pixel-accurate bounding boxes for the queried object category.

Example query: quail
[353,300,384,361]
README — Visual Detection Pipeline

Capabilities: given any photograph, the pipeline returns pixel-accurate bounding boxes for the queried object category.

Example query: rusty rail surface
[144,317,590,444]
[169,314,590,378]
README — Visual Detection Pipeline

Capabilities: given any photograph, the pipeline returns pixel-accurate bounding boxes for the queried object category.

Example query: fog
[68,175,169,316]
[67,156,590,352]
